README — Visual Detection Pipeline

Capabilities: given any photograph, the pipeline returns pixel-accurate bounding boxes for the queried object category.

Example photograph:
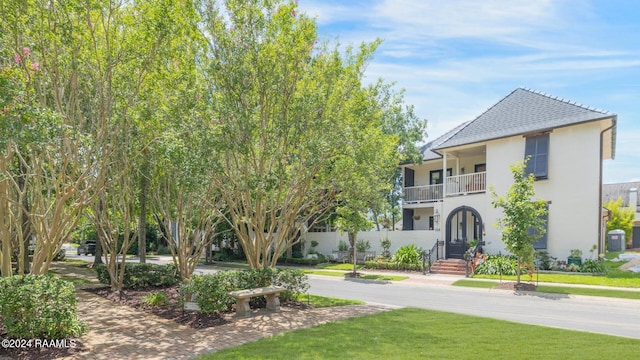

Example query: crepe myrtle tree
[199,0,411,268]
[491,159,548,285]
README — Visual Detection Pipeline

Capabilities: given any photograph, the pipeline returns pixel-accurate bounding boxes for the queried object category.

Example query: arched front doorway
[446,206,483,259]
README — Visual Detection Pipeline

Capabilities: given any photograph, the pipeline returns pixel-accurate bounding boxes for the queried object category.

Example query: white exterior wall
[304,230,439,257]
[484,122,602,259]
[402,121,605,261]
[445,153,486,176]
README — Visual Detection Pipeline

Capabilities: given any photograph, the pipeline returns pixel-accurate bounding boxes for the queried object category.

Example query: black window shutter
[524,134,549,179]
[531,205,549,249]
[402,208,414,230]
[404,168,415,187]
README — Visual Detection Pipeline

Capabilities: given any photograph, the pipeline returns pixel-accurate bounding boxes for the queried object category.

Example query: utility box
[608,229,626,252]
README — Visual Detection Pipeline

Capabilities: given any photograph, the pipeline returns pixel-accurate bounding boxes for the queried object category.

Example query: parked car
[77,240,97,256]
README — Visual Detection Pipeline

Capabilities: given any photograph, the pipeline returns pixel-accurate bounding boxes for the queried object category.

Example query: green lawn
[294,294,365,307]
[197,307,640,359]
[304,270,346,277]
[453,279,640,300]
[63,258,92,267]
[303,269,407,281]
[317,263,362,271]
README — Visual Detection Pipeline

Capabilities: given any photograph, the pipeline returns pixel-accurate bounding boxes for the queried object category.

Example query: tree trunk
[0,151,12,277]
[93,238,104,267]
[349,232,357,276]
[18,160,30,274]
[138,163,147,263]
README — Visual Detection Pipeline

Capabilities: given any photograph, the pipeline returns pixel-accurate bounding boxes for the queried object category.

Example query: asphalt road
[307,275,640,340]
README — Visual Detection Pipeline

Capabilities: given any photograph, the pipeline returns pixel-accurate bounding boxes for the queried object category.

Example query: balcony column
[442,152,447,198]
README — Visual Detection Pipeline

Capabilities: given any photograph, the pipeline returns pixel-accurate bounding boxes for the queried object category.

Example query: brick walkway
[49,264,391,359]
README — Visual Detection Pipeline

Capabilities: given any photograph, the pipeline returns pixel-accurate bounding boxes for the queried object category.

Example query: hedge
[94,263,180,288]
[364,260,422,272]
[0,275,86,339]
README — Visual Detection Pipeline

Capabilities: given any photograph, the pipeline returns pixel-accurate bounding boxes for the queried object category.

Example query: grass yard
[453,279,640,300]
[303,269,408,281]
[317,263,362,271]
[294,294,365,307]
[197,307,640,359]
[63,258,92,266]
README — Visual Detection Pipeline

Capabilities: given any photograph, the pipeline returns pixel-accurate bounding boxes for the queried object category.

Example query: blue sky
[297,0,640,184]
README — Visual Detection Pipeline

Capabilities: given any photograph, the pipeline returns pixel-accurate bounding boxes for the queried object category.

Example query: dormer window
[524,133,549,180]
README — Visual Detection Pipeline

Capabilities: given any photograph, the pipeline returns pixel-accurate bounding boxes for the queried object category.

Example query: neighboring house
[602,181,640,248]
[401,88,617,260]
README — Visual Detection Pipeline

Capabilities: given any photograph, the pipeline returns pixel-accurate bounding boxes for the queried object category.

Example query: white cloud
[370,0,560,40]
[300,0,640,181]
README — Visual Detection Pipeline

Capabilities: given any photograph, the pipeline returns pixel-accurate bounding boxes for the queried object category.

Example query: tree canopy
[604,197,635,246]
[0,0,426,275]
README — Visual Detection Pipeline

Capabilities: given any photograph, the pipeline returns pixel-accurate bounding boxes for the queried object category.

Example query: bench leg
[265,293,280,312]
[235,298,251,317]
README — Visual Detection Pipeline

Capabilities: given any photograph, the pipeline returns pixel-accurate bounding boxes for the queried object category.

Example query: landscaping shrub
[179,268,310,313]
[95,263,179,288]
[365,260,422,272]
[273,268,310,301]
[0,274,86,339]
[356,239,371,253]
[180,273,235,313]
[143,292,170,307]
[474,255,517,276]
[156,245,172,255]
[393,244,422,266]
[535,251,555,270]
[380,238,392,259]
[580,259,605,273]
[338,240,349,252]
[277,256,324,266]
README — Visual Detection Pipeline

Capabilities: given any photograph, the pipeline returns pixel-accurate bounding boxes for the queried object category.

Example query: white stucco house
[304,88,616,263]
[401,88,617,261]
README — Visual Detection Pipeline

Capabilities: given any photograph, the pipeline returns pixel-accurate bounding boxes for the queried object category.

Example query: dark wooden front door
[446,206,482,259]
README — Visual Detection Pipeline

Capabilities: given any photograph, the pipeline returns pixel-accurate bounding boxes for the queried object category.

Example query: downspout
[598,117,617,256]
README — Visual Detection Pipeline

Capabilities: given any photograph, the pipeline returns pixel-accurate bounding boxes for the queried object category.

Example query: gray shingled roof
[603,181,640,210]
[419,121,470,161]
[433,88,615,151]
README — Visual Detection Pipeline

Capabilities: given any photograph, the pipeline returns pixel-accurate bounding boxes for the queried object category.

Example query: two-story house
[402,88,616,261]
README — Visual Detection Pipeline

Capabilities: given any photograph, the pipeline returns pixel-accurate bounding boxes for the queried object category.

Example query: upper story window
[524,133,549,180]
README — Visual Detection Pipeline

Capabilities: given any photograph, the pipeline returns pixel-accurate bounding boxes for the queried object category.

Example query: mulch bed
[84,285,230,329]
[84,285,312,329]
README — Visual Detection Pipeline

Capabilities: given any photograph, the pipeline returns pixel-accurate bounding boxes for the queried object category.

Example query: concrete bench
[228,286,285,318]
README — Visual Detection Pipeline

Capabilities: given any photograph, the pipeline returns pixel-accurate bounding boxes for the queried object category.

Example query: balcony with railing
[445,172,486,196]
[403,184,443,203]
[403,172,487,205]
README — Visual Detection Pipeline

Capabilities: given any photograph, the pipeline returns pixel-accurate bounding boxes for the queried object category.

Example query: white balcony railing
[445,171,486,196]
[403,184,443,203]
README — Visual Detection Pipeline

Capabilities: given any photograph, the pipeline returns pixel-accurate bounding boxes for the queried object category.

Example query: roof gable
[434,88,613,150]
